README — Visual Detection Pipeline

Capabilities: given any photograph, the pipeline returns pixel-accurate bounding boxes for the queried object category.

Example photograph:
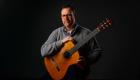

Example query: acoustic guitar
[44,18,112,80]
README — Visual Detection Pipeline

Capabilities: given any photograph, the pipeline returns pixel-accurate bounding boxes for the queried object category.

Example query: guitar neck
[68,28,100,55]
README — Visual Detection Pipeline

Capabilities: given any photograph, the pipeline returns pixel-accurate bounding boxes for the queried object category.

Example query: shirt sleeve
[87,37,103,65]
[41,30,63,57]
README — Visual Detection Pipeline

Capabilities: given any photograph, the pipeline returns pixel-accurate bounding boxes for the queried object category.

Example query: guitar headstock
[97,18,112,31]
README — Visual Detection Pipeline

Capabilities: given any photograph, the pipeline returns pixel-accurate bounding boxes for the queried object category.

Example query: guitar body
[44,41,80,80]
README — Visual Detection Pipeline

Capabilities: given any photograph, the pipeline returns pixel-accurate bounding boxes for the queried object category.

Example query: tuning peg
[99,23,103,27]
[105,24,109,27]
[102,26,106,30]
[107,18,112,23]
[109,22,112,25]
[103,21,107,25]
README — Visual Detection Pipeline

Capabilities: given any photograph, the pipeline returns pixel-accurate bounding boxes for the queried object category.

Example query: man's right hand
[61,36,73,43]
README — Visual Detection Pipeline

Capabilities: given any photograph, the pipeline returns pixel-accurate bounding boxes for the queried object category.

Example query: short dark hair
[61,4,75,14]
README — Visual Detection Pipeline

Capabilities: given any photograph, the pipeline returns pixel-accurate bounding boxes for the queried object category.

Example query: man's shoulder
[51,26,64,33]
[77,25,91,33]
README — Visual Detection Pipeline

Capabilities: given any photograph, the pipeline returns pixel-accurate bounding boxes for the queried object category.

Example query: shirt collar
[63,24,79,36]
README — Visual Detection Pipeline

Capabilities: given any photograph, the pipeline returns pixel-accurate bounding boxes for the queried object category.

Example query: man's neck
[65,24,75,31]
[66,27,73,31]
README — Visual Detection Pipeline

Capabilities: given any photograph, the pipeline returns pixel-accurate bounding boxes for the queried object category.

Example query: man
[41,4,102,80]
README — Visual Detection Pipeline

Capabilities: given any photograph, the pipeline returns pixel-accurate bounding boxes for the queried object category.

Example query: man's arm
[87,37,103,65]
[41,30,63,57]
[41,30,73,57]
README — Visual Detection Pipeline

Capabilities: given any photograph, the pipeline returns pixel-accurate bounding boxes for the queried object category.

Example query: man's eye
[68,14,72,16]
[62,14,72,17]
[62,15,66,17]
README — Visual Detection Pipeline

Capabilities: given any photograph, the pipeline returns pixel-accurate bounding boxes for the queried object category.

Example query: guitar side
[44,41,80,80]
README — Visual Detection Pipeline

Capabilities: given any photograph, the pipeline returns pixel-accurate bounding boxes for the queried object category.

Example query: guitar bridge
[51,58,60,72]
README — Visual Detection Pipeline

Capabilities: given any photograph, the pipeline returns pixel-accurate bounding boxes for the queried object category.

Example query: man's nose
[65,16,69,21]
[64,15,67,19]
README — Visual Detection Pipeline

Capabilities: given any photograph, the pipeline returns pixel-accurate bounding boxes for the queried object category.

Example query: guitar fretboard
[68,28,100,55]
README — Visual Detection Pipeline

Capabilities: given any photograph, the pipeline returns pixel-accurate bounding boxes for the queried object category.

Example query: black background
[0,0,140,79]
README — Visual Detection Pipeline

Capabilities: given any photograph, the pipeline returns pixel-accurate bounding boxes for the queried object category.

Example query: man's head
[61,4,76,30]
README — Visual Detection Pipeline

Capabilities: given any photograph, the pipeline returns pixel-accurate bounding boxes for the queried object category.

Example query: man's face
[61,8,75,28]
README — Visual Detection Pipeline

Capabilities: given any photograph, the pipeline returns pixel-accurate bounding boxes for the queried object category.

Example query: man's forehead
[61,8,73,14]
